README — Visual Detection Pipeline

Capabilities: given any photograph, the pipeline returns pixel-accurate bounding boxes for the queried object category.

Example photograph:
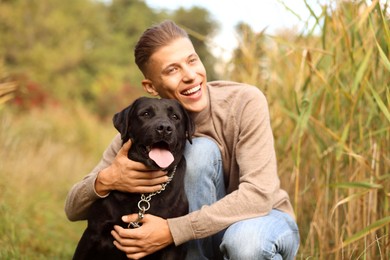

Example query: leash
[128,165,177,228]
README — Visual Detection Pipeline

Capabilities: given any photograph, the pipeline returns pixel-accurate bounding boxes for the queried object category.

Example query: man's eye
[165,66,179,75]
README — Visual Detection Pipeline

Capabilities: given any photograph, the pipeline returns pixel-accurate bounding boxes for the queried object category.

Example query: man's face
[142,37,208,113]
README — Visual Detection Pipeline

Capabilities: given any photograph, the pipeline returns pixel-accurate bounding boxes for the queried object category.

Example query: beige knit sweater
[65,80,295,246]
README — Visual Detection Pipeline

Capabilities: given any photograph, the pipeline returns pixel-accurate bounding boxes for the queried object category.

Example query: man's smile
[181,84,201,96]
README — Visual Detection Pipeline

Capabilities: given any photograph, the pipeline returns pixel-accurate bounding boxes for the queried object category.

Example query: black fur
[73,97,195,260]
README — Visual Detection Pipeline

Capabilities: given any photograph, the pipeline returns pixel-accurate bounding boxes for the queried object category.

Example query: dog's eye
[141,111,151,117]
[171,114,180,120]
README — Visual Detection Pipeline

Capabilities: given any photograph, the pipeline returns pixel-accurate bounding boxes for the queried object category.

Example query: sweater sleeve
[64,134,122,221]
[168,86,285,245]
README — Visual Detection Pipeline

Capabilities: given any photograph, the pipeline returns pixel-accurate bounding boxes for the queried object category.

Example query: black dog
[73,97,195,260]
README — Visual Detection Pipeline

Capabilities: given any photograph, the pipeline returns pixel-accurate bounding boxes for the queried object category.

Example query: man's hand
[95,139,169,196]
[111,214,173,259]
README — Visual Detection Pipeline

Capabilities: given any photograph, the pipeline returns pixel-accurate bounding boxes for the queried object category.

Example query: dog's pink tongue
[149,148,174,168]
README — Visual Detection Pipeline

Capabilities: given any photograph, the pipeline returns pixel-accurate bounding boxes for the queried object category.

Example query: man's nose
[182,66,196,82]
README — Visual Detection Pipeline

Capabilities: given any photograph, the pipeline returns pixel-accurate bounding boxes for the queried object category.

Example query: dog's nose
[156,123,173,136]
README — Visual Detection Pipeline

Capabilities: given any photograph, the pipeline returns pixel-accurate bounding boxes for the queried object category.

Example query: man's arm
[64,134,123,221]
[65,135,170,221]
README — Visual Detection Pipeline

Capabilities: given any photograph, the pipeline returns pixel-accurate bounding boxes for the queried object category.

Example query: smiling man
[65,20,300,260]
[139,33,208,113]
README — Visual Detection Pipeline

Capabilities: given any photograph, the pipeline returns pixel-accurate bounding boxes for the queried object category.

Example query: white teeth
[182,85,201,95]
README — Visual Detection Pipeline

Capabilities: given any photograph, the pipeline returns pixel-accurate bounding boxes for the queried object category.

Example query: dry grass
[228,1,390,258]
[0,106,116,259]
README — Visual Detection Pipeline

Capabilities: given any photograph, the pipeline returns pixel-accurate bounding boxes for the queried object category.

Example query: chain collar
[128,165,177,228]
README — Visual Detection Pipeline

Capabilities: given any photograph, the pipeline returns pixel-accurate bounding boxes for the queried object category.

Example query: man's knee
[220,232,264,259]
[219,211,300,260]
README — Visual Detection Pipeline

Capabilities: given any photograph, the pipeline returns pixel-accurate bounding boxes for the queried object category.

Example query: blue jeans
[183,137,300,260]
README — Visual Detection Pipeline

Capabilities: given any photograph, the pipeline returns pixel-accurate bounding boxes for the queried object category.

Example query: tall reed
[228,1,389,258]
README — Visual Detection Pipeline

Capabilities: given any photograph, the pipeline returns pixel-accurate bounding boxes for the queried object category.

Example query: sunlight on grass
[0,106,116,258]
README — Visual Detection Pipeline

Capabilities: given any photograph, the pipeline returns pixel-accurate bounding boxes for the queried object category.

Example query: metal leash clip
[128,207,145,229]
[127,165,177,229]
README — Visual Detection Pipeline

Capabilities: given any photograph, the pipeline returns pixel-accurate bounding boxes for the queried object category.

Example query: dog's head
[113,97,195,170]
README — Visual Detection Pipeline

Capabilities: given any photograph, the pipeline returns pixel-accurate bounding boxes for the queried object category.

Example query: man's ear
[142,79,159,96]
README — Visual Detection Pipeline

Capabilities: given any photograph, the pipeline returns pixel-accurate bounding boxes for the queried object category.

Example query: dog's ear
[180,104,195,144]
[113,107,131,141]
[113,98,140,142]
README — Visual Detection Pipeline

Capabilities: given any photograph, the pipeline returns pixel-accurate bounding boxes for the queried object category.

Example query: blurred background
[0,0,389,258]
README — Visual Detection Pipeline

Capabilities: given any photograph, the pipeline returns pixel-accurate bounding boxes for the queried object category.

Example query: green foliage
[0,0,219,116]
[0,0,111,98]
